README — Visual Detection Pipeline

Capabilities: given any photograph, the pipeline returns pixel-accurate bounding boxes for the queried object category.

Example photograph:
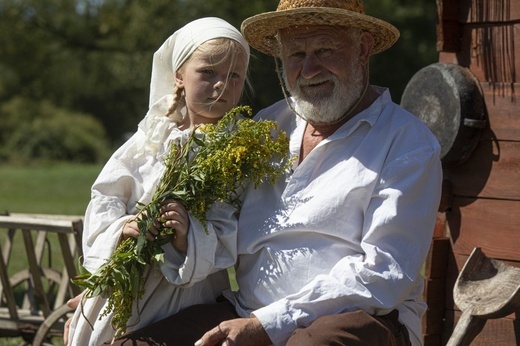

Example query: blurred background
[0,0,437,163]
[0,0,438,214]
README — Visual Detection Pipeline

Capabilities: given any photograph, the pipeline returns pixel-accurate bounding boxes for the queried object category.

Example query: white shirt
[224,87,442,346]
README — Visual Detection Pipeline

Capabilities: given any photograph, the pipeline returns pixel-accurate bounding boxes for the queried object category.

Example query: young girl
[66,17,250,345]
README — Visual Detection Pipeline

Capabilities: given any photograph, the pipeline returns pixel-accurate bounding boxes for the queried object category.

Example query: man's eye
[316,48,333,58]
[288,52,305,61]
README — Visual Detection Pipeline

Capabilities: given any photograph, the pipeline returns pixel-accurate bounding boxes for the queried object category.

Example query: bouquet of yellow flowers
[72,105,291,337]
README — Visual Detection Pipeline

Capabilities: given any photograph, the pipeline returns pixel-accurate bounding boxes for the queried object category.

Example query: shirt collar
[332,86,391,139]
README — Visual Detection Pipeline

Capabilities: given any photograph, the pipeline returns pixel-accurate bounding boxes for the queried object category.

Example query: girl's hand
[121,218,141,240]
[63,291,85,345]
[160,199,189,253]
[122,212,160,241]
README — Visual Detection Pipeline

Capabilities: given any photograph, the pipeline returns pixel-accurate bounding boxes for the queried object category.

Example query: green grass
[0,162,102,215]
[0,162,102,345]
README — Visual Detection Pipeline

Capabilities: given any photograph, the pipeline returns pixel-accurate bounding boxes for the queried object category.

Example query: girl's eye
[228,72,240,79]
[201,69,215,75]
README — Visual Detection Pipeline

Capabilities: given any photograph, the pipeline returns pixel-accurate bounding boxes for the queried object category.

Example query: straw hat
[241,0,400,56]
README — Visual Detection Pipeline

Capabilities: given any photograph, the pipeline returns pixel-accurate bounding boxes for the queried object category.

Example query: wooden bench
[0,214,83,345]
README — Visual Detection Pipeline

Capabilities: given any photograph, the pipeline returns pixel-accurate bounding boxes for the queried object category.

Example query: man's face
[279,25,366,124]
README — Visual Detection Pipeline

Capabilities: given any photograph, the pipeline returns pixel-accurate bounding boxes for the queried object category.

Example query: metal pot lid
[401,63,486,167]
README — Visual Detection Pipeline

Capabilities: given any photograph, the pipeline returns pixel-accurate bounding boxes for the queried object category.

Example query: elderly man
[104,1,442,345]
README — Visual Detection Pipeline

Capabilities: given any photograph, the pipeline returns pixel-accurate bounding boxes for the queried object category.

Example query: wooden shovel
[447,247,520,346]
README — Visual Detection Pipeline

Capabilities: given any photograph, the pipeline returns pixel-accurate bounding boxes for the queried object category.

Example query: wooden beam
[437,0,463,52]
[447,199,520,261]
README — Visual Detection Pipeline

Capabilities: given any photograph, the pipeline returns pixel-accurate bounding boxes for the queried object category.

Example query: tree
[0,0,185,145]
[365,0,438,102]
[0,0,437,152]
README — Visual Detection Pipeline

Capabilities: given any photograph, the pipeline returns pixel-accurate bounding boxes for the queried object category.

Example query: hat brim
[241,8,400,56]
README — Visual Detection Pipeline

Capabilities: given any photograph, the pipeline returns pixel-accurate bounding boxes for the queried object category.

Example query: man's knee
[286,310,404,346]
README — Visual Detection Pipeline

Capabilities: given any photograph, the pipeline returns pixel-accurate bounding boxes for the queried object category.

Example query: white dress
[67,115,238,345]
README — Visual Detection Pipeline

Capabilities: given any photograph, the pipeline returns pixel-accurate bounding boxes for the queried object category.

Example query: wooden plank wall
[424,0,520,345]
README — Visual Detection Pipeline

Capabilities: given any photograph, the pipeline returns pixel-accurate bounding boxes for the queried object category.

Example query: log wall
[423,0,520,345]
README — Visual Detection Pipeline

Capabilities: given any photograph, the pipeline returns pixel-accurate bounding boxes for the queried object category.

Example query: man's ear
[360,32,374,64]
[175,71,184,87]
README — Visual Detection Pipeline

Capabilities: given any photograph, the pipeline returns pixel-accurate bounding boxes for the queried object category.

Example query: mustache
[296,75,335,88]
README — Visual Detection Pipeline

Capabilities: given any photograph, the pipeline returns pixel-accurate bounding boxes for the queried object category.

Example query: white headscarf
[148,17,249,119]
[135,17,250,157]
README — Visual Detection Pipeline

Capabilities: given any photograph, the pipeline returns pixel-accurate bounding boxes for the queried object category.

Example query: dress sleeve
[160,201,238,287]
[81,134,147,273]
[81,193,135,273]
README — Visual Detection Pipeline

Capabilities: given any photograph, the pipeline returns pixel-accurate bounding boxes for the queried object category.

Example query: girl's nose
[214,80,224,90]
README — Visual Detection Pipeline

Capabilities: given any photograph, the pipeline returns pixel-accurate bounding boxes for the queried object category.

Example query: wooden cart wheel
[7,268,72,345]
[32,303,74,346]
[7,268,62,312]
[9,268,62,292]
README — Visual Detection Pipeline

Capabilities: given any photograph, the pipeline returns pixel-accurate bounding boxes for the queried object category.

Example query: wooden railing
[0,213,83,345]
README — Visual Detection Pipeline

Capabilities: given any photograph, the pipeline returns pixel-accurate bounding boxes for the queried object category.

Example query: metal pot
[401,63,486,167]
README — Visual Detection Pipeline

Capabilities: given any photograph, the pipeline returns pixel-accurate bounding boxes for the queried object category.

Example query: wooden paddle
[447,247,520,346]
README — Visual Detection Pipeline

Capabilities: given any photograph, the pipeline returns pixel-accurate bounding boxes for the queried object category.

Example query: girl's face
[175,45,247,127]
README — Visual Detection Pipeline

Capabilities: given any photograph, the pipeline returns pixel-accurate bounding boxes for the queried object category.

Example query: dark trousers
[287,309,411,346]
[106,300,411,346]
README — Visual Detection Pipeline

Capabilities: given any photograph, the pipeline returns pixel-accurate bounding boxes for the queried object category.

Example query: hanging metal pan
[401,63,486,167]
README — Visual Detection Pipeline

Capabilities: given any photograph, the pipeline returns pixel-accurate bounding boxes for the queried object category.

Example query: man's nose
[301,55,322,80]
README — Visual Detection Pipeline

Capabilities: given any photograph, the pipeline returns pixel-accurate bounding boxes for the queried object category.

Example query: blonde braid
[165,85,185,123]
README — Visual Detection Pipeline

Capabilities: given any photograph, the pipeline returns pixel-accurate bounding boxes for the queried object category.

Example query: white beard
[283,56,365,125]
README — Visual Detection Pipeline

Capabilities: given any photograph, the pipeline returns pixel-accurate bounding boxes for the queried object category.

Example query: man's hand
[194,317,271,346]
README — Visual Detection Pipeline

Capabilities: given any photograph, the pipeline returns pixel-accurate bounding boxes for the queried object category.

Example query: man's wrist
[250,314,272,345]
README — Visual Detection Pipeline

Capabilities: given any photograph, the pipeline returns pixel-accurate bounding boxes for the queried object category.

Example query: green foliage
[365,0,438,102]
[0,97,110,163]
[0,0,183,142]
[0,0,437,148]
[73,106,292,337]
